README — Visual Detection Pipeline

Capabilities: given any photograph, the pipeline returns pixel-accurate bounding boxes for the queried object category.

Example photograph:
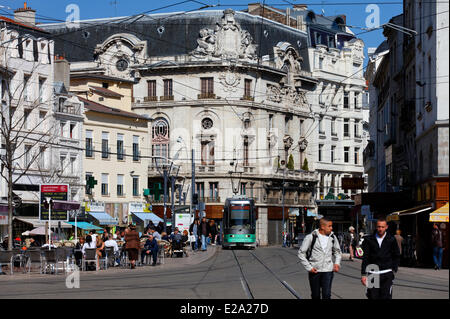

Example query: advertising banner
[39,184,69,221]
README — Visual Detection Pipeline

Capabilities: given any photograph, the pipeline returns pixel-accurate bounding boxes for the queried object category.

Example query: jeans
[201,235,207,251]
[308,272,334,299]
[433,247,444,269]
[192,235,198,250]
[141,248,158,264]
[366,272,394,299]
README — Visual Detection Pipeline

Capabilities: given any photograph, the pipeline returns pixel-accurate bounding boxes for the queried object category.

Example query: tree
[287,154,294,170]
[301,158,309,171]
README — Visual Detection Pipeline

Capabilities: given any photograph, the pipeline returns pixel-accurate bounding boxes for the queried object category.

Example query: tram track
[279,247,449,293]
[232,249,301,299]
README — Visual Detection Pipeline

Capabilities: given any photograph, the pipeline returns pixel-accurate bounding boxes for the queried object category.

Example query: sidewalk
[0,245,219,281]
[341,253,449,281]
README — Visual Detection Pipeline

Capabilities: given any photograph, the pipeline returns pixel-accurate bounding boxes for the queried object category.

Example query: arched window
[152,118,169,166]
[306,11,316,23]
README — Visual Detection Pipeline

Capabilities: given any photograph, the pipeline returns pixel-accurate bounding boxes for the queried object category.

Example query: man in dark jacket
[361,218,400,299]
[431,223,444,270]
[198,217,210,251]
[141,235,159,266]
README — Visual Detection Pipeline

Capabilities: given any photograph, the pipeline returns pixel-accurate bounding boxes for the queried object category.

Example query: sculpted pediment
[191,9,258,62]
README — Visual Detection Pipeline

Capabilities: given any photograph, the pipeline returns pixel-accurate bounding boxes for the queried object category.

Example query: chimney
[297,15,307,31]
[286,7,291,27]
[14,2,36,27]
[248,3,261,13]
[54,56,71,93]
[293,4,308,11]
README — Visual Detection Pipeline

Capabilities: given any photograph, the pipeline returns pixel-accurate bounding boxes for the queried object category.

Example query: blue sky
[1,0,403,63]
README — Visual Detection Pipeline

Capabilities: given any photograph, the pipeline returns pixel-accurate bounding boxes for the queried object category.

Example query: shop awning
[67,221,103,230]
[131,212,163,225]
[14,217,72,228]
[87,212,118,225]
[429,203,449,223]
[387,205,433,222]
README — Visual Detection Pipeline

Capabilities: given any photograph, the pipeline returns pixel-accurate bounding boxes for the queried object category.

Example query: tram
[222,196,256,249]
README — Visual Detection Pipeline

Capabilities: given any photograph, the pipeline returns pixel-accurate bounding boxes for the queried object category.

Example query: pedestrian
[360,218,400,299]
[394,229,404,265]
[431,223,444,270]
[209,219,218,245]
[345,226,359,261]
[298,218,341,299]
[124,224,140,269]
[198,217,210,251]
[141,234,159,266]
[189,218,199,251]
[74,236,85,267]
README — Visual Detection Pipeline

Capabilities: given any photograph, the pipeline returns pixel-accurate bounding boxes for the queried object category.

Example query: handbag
[355,246,364,258]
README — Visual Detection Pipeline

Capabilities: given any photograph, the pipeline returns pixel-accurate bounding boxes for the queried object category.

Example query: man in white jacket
[298,218,342,299]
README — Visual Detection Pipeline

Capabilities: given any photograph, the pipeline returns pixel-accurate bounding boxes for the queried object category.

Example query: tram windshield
[229,205,251,229]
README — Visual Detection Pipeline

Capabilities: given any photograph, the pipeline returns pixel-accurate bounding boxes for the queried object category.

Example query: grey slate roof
[41,10,311,69]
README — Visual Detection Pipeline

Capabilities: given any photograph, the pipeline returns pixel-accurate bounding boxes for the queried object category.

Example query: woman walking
[125,224,140,269]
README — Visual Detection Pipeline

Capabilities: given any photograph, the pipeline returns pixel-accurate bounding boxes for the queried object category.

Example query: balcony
[55,103,82,116]
[198,93,216,99]
[197,165,215,173]
[202,197,221,203]
[144,96,158,102]
[241,95,254,101]
[160,95,174,101]
[243,166,255,174]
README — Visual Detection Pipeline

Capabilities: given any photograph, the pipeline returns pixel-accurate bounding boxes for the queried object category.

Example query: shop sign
[39,184,69,221]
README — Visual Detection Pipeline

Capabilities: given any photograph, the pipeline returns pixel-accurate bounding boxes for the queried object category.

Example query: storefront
[316,198,354,235]
[85,202,118,227]
[129,202,163,233]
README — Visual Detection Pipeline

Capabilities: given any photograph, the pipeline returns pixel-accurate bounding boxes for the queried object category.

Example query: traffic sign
[39,184,69,221]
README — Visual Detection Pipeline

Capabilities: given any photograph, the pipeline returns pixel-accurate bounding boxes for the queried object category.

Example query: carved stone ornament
[267,84,282,103]
[283,135,293,150]
[219,68,241,92]
[191,9,258,61]
[281,86,309,108]
[299,138,308,152]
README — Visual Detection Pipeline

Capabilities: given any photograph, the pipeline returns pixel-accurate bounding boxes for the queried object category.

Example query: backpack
[306,232,336,260]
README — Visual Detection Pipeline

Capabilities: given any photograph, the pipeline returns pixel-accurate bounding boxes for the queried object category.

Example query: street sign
[39,184,69,221]
[341,177,365,190]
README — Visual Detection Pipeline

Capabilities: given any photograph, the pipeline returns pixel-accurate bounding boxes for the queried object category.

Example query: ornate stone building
[42,7,366,243]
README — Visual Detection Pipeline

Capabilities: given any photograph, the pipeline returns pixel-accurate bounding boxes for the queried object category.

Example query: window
[319,144,323,162]
[354,147,359,164]
[60,121,66,137]
[102,132,109,159]
[133,135,140,161]
[331,118,336,135]
[70,156,76,174]
[319,117,324,134]
[354,120,359,137]
[354,92,360,108]
[240,182,247,196]
[269,114,274,130]
[33,40,39,62]
[39,111,46,131]
[244,79,252,97]
[39,78,45,103]
[163,79,173,97]
[85,173,93,195]
[344,119,349,137]
[152,119,169,166]
[209,182,219,200]
[24,109,31,130]
[299,119,303,136]
[133,176,139,196]
[344,92,349,109]
[196,182,205,199]
[101,174,109,196]
[243,139,249,166]
[39,146,46,169]
[117,134,124,160]
[24,145,32,167]
[117,175,124,196]
[59,154,66,172]
[318,57,323,69]
[201,140,215,165]
[23,75,30,101]
[200,77,214,95]
[331,145,335,163]
[147,80,156,98]
[70,123,76,139]
[344,147,349,163]
[328,35,336,48]
[86,130,93,157]
[315,32,322,45]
